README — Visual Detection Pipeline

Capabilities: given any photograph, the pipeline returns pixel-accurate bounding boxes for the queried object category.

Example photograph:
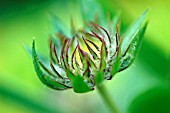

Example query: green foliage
[128,87,170,113]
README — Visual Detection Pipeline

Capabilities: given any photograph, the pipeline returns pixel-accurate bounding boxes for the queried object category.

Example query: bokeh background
[0,0,170,113]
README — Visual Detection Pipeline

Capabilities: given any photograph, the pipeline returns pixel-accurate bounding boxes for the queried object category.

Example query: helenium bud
[31,6,148,93]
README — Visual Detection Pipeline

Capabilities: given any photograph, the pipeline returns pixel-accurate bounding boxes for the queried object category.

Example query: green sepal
[83,67,90,78]
[100,42,107,71]
[73,75,92,93]
[111,52,120,77]
[50,36,61,55]
[32,40,68,90]
[66,70,91,93]
[111,42,121,77]
[44,76,69,90]
[82,37,98,60]
[121,8,149,56]
[24,44,51,69]
[119,22,148,71]
[66,70,75,81]
[77,46,88,70]
[95,71,104,85]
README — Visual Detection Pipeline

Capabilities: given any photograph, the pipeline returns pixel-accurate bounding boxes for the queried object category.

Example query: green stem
[97,84,120,113]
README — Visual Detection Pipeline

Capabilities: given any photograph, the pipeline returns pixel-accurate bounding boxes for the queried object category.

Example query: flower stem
[97,83,120,113]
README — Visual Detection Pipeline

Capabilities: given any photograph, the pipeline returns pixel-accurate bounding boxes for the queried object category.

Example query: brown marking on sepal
[53,44,60,64]
[49,40,56,64]
[90,30,103,42]
[82,36,98,60]
[97,24,111,44]
[106,75,113,80]
[50,61,64,79]
[38,60,56,78]
[71,44,78,69]
[82,63,90,77]
[55,32,66,44]
[90,21,101,33]
[86,39,100,51]
[65,40,71,67]
[60,38,69,69]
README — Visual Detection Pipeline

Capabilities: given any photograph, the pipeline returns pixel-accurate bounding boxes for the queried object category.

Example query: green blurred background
[0,0,170,113]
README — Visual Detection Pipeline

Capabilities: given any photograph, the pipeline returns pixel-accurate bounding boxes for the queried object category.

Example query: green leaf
[119,22,148,71]
[32,40,68,90]
[121,9,149,56]
[95,71,104,85]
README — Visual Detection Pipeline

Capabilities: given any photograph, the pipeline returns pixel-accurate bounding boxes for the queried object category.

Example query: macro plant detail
[31,11,148,94]
[32,22,121,93]
[25,0,148,112]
